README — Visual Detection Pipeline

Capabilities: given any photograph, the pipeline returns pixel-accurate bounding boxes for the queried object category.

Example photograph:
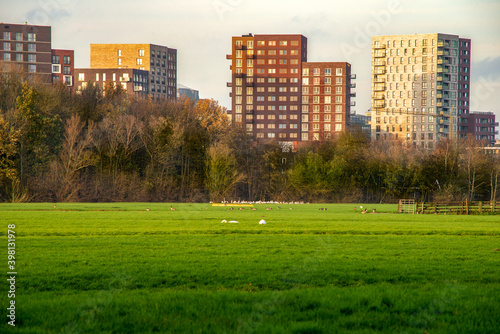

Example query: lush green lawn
[1,203,499,333]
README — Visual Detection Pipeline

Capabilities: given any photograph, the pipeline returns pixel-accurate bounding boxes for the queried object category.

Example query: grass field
[1,203,499,333]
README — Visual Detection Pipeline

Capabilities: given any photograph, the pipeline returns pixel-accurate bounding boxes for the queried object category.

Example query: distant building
[226,33,355,144]
[177,84,199,102]
[369,33,471,149]
[74,68,149,99]
[51,49,74,91]
[0,22,52,82]
[350,113,371,139]
[458,111,497,145]
[90,43,177,101]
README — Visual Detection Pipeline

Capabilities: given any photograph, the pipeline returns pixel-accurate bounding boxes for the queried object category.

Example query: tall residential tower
[227,33,354,144]
[369,33,471,149]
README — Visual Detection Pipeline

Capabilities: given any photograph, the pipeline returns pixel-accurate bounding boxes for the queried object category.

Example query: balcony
[437,49,450,56]
[227,82,232,87]
[373,60,386,66]
[372,93,385,100]
[226,54,232,60]
[350,101,356,106]
[235,45,246,50]
[350,74,356,79]
[437,76,443,82]
[349,93,356,98]
[373,44,386,49]
[119,77,131,82]
[373,77,385,83]
[349,83,356,88]
[373,101,385,109]
[374,68,386,75]
[235,73,245,78]
[373,84,385,91]
[373,51,385,58]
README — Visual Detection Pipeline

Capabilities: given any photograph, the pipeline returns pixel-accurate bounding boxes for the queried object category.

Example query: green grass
[1,203,499,333]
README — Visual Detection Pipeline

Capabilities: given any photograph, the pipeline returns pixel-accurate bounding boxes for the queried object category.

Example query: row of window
[51,64,71,74]
[255,40,300,47]
[375,116,436,124]
[3,42,37,51]
[235,86,344,95]
[3,53,37,62]
[52,75,72,86]
[2,32,36,41]
[303,77,343,85]
[302,68,343,76]
[52,55,72,65]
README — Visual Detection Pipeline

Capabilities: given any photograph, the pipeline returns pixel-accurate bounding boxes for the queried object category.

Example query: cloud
[473,57,500,79]
[25,7,71,26]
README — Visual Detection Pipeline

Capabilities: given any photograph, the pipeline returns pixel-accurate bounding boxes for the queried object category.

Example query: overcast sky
[2,0,500,128]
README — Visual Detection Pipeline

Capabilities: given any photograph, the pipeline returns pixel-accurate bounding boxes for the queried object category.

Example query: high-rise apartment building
[51,49,74,90]
[90,43,177,101]
[369,33,471,149]
[227,34,354,144]
[0,22,52,82]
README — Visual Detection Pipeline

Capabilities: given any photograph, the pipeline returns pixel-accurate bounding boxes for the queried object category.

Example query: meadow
[1,202,499,333]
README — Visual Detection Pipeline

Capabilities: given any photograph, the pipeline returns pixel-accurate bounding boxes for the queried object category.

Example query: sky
[1,0,500,130]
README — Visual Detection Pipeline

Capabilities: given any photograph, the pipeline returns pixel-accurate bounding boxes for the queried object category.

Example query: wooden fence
[412,201,500,215]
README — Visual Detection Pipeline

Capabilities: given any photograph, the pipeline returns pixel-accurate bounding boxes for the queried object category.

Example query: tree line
[0,73,499,203]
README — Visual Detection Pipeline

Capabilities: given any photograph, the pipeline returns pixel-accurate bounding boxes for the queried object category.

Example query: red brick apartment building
[0,22,52,82]
[227,33,355,145]
[51,49,74,92]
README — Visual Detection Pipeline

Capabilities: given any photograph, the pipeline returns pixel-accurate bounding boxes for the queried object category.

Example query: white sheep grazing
[259,219,267,225]
[221,220,239,223]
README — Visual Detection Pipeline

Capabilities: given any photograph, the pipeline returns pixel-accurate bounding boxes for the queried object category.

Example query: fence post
[492,201,496,213]
[479,201,482,214]
[466,199,469,215]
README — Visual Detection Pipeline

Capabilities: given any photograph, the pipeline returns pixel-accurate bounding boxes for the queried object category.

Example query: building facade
[177,84,199,102]
[90,43,177,101]
[369,33,471,149]
[458,111,498,145]
[0,22,52,82]
[301,62,353,141]
[227,34,354,144]
[74,68,149,99]
[51,49,74,91]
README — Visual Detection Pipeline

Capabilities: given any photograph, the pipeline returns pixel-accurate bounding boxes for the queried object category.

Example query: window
[63,66,71,75]
[290,50,298,55]
[118,58,122,65]
[3,42,11,51]
[138,49,144,56]
[15,32,22,41]
[16,43,23,51]
[3,53,11,61]
[325,68,331,76]
[336,77,342,85]
[3,32,11,40]
[336,68,343,76]
[15,54,23,62]
[137,58,143,65]
[62,56,70,65]
[27,33,36,41]
[28,54,36,62]
[28,64,36,73]
[64,75,72,86]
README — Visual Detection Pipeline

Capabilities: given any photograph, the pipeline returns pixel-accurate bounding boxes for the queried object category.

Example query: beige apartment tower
[369,33,471,149]
[90,43,177,101]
